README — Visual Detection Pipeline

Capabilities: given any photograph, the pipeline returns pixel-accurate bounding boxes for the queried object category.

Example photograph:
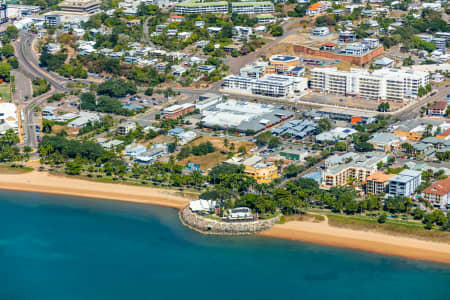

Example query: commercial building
[322,152,388,188]
[59,0,100,13]
[266,55,300,75]
[421,177,450,211]
[161,103,195,119]
[201,99,293,133]
[391,119,446,142]
[310,67,429,101]
[388,170,422,197]
[315,127,357,143]
[365,171,395,194]
[174,0,228,14]
[223,74,307,97]
[368,133,405,152]
[231,2,274,14]
[0,102,18,135]
[306,1,331,16]
[242,155,278,184]
[0,4,8,24]
[271,119,316,139]
[45,14,61,26]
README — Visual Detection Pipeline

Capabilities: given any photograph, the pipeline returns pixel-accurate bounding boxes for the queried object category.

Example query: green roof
[256,14,275,18]
[231,1,274,6]
[176,0,228,7]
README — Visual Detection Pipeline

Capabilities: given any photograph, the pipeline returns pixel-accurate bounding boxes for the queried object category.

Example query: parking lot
[300,92,405,111]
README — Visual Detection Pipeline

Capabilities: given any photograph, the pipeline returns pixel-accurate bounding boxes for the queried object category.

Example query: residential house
[421,177,450,211]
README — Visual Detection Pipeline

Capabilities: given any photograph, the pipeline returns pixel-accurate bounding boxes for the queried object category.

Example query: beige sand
[1,171,450,264]
[0,171,189,209]
[259,220,450,264]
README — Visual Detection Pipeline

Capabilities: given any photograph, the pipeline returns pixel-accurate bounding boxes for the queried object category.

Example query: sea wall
[179,207,280,235]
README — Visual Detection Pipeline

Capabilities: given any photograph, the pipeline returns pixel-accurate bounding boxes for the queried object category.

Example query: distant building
[388,169,422,197]
[310,67,429,102]
[0,102,18,135]
[306,1,331,16]
[231,1,274,14]
[365,171,395,194]
[312,26,329,36]
[421,177,450,211]
[368,133,404,152]
[242,155,278,184]
[59,0,100,13]
[161,103,195,119]
[117,122,136,135]
[174,0,228,14]
[427,101,447,117]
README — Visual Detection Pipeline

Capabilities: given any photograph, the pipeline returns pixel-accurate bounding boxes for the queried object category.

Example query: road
[13,31,65,148]
[225,18,300,74]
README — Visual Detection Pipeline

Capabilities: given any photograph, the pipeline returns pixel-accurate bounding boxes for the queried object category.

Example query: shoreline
[0,171,190,209]
[0,171,449,265]
[259,221,450,265]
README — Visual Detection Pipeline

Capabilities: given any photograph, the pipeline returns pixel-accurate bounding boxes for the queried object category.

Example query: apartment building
[421,177,450,211]
[174,0,228,14]
[223,74,307,97]
[365,171,395,194]
[306,1,331,16]
[161,103,195,119]
[322,152,388,188]
[117,122,136,135]
[310,67,429,101]
[242,156,278,184]
[231,2,274,14]
[388,170,422,197]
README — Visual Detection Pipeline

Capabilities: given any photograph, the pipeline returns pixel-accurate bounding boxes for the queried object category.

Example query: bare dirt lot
[301,92,405,111]
[177,136,255,171]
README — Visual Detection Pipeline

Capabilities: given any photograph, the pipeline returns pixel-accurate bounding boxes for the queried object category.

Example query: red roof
[423,177,450,196]
[437,128,450,138]
[170,15,185,19]
[430,101,447,110]
[323,42,337,47]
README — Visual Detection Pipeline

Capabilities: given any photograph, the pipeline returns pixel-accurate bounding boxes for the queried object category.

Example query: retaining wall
[293,45,385,66]
[179,207,280,235]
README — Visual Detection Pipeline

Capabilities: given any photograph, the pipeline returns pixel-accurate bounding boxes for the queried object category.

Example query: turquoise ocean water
[0,190,449,300]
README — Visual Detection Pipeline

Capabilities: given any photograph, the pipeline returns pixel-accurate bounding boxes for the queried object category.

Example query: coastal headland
[0,171,449,264]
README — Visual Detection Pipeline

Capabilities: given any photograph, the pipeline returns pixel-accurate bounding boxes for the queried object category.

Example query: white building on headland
[310,67,429,101]
[223,74,307,97]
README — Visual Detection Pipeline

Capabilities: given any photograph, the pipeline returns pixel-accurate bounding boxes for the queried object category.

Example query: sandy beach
[0,171,190,209]
[1,171,449,264]
[259,220,450,264]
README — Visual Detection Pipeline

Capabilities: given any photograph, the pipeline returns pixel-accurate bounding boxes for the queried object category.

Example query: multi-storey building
[231,1,274,14]
[59,0,100,13]
[388,170,422,197]
[365,171,395,194]
[174,0,228,14]
[161,103,195,119]
[421,177,450,211]
[310,67,429,101]
[322,152,388,188]
[265,55,300,75]
[223,74,307,97]
[242,155,278,184]
[306,1,331,16]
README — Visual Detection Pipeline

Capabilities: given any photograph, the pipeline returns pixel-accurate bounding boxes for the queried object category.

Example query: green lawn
[0,84,11,101]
